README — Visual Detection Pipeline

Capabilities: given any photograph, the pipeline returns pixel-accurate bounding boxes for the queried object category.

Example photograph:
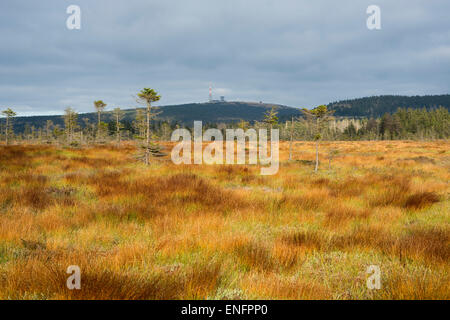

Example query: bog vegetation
[0,140,448,299]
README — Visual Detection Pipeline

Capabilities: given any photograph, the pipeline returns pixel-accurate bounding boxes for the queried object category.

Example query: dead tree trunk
[97,111,101,142]
[315,140,319,173]
[289,116,294,161]
[5,116,9,145]
[116,113,120,147]
[145,102,151,165]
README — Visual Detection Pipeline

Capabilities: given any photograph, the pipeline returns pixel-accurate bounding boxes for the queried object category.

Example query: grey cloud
[0,0,449,115]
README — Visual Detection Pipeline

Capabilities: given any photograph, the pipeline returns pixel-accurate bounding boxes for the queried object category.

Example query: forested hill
[328,95,450,118]
[6,102,303,133]
[144,101,302,123]
[3,95,450,133]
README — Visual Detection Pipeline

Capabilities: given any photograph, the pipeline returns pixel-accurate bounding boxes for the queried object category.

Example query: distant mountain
[328,94,450,118]
[3,95,450,133]
[6,101,303,133]
[144,101,303,123]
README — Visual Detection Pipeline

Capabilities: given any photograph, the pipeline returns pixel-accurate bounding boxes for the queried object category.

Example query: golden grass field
[0,140,448,299]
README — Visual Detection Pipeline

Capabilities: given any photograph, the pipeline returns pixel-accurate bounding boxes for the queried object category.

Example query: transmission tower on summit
[209,85,213,102]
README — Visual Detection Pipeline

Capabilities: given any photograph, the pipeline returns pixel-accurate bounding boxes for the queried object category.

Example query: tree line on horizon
[1,94,449,149]
[328,94,450,117]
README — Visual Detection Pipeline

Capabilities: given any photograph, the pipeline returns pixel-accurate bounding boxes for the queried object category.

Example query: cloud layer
[1,0,449,115]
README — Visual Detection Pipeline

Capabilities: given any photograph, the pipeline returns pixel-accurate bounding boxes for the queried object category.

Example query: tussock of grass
[283,226,449,263]
[325,205,371,226]
[233,240,274,271]
[404,192,440,209]
[242,273,332,299]
[1,251,222,299]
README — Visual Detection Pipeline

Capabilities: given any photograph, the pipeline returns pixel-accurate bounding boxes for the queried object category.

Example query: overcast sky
[1,0,449,115]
